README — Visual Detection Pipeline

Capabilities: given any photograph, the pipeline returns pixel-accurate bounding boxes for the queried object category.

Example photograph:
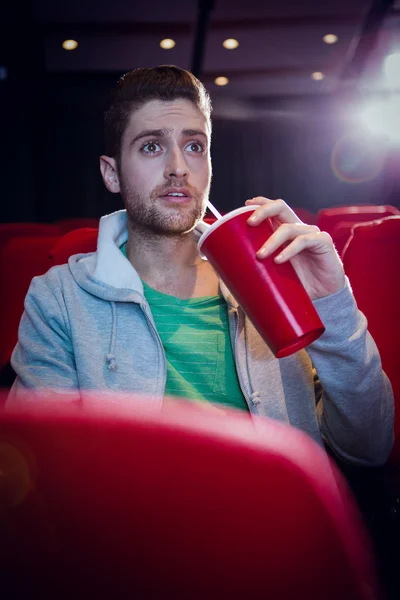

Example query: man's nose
[164,147,188,179]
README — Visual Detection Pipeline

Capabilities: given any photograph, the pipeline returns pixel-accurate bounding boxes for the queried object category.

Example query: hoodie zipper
[140,303,167,403]
[231,307,252,409]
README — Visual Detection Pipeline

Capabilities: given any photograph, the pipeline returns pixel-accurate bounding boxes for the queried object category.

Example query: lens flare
[331,134,386,183]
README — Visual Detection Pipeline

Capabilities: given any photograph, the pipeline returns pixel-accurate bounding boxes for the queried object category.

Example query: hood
[68,209,224,303]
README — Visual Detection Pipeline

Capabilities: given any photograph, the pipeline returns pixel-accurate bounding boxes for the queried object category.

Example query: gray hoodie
[8,209,394,466]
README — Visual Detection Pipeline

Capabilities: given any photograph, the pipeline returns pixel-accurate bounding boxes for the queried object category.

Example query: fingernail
[275,253,284,262]
[248,215,257,222]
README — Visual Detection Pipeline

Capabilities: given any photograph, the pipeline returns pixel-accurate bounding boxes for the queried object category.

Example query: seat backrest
[331,221,360,258]
[49,227,98,266]
[0,223,61,255]
[342,216,400,459]
[293,207,317,225]
[0,398,379,599]
[0,235,60,371]
[317,205,400,236]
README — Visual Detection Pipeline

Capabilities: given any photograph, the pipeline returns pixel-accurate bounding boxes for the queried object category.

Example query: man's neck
[125,223,220,299]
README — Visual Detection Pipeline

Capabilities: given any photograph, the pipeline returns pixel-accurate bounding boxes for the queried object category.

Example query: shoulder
[29,263,74,295]
[25,262,84,316]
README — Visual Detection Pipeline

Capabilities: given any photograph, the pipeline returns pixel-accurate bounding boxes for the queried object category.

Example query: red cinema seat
[293,207,317,225]
[0,397,380,599]
[0,235,60,373]
[0,223,61,255]
[49,227,98,266]
[331,221,359,258]
[317,205,400,236]
[342,216,400,462]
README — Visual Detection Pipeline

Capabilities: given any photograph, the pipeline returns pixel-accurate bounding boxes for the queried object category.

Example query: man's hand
[245,197,345,301]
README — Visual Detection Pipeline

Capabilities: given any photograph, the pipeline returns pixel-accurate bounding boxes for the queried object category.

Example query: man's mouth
[159,188,192,202]
[160,188,192,198]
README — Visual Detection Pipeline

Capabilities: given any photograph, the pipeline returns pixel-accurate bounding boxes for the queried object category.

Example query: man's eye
[142,142,160,153]
[186,142,204,153]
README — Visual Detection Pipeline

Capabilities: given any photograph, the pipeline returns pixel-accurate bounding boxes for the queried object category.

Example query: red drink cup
[198,206,325,358]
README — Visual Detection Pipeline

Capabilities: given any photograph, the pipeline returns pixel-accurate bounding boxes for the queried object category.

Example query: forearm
[308,279,394,466]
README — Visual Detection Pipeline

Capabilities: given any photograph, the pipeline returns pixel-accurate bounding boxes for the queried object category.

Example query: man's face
[117,99,211,235]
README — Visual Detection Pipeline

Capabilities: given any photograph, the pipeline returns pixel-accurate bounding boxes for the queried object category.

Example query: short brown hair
[104,65,212,163]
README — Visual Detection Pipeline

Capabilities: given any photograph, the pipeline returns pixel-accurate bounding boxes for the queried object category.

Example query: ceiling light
[214,76,229,86]
[62,39,78,51]
[223,38,239,50]
[160,38,176,50]
[311,71,325,81]
[323,34,338,45]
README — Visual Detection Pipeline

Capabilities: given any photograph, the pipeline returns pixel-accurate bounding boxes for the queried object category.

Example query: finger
[256,223,320,258]
[273,232,333,263]
[245,197,272,205]
[246,198,300,226]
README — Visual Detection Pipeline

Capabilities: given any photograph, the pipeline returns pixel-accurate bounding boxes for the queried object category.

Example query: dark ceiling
[3,0,398,105]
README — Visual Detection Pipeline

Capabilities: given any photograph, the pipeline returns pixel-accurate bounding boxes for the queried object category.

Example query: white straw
[206,200,222,220]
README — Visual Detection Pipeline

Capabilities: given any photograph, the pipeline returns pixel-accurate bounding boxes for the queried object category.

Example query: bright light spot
[62,39,78,51]
[323,34,338,44]
[384,53,400,88]
[160,38,176,50]
[360,97,400,142]
[311,71,325,81]
[223,38,239,50]
[214,76,229,86]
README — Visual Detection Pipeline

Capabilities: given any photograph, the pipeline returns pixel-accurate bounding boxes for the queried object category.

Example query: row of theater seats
[1,206,400,462]
[0,391,382,599]
[295,204,400,255]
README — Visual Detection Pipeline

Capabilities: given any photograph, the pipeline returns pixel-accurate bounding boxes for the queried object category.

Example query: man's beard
[120,176,209,236]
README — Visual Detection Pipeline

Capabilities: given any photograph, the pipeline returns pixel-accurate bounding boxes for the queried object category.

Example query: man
[7,65,394,466]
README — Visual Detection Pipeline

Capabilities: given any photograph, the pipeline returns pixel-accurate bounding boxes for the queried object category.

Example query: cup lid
[197,205,259,259]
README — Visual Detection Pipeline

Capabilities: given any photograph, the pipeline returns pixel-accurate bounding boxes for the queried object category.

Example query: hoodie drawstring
[106,301,118,371]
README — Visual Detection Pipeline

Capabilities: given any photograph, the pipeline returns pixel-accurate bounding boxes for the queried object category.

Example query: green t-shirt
[120,243,248,412]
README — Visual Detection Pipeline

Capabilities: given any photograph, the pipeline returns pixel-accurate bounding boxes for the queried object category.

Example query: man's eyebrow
[130,129,169,145]
[130,128,208,146]
[181,129,208,139]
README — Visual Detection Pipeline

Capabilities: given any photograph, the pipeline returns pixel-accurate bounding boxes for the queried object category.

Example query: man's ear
[100,156,121,194]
